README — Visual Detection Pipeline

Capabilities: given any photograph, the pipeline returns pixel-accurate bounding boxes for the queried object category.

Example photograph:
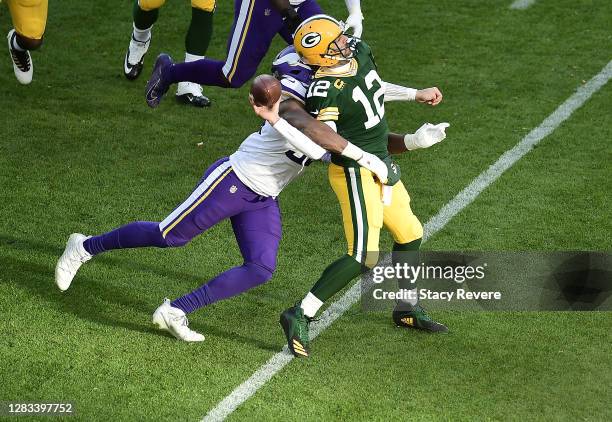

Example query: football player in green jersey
[279,15,450,357]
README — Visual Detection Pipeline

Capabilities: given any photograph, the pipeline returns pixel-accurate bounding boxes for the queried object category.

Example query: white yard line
[510,0,537,10]
[202,60,612,422]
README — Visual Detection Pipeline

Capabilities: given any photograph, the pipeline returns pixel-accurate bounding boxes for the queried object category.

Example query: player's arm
[279,99,348,154]
[251,98,389,182]
[387,123,450,154]
[384,82,444,106]
[344,0,364,37]
[277,100,388,181]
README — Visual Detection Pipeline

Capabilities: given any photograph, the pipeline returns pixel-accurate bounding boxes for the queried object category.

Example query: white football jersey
[229,77,313,198]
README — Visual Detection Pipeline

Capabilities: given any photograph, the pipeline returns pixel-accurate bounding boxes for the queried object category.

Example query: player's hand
[404,123,450,150]
[383,157,401,186]
[344,12,364,38]
[415,87,443,106]
[249,94,280,125]
[357,152,388,184]
[282,7,301,35]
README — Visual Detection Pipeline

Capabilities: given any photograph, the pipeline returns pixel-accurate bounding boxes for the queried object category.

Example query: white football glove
[404,122,450,150]
[357,151,388,184]
[344,12,364,38]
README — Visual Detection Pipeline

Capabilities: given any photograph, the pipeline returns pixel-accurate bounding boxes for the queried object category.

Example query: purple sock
[168,59,230,87]
[171,263,272,313]
[83,221,168,256]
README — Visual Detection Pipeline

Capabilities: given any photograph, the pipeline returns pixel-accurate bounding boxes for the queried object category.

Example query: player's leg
[124,0,165,80]
[170,200,281,313]
[383,181,448,332]
[153,182,281,342]
[145,0,284,108]
[54,158,237,291]
[281,164,383,357]
[6,0,48,84]
[175,0,216,107]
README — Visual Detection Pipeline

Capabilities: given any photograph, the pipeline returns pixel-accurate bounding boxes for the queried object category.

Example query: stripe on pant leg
[159,161,232,236]
[343,167,358,259]
[347,167,367,263]
[222,0,255,81]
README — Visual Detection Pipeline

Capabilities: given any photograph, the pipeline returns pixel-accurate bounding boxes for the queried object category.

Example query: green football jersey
[305,41,389,167]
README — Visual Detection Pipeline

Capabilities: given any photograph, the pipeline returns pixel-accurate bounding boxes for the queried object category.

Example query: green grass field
[1,0,611,420]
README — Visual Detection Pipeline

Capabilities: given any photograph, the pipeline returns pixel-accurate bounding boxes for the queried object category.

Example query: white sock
[11,33,25,52]
[184,52,205,62]
[399,288,418,306]
[300,292,323,318]
[132,23,152,42]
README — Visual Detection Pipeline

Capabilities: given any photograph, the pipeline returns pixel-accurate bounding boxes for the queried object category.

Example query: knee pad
[15,0,43,6]
[160,233,190,248]
[245,262,274,285]
[191,0,216,12]
[9,0,47,40]
[138,0,166,11]
[226,74,246,88]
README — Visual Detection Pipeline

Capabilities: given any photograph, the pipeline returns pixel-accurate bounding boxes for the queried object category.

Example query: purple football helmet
[271,46,313,84]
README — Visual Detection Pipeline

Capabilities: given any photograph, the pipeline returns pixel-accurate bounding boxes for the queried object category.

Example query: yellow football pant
[328,163,424,267]
[6,0,48,40]
[138,0,216,12]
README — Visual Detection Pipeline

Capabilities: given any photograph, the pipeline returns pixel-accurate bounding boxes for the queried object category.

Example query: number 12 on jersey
[352,69,385,129]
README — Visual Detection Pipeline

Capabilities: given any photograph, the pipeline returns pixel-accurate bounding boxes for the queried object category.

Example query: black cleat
[280,304,311,357]
[393,304,449,333]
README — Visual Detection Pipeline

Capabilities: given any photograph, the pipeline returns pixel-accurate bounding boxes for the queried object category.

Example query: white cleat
[152,299,205,342]
[55,233,92,291]
[124,35,151,80]
[176,81,211,107]
[7,29,33,85]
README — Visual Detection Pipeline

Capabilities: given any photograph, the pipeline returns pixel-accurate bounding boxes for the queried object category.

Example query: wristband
[404,133,418,151]
[341,142,365,161]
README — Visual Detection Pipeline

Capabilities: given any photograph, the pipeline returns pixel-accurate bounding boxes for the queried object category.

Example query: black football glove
[282,7,301,35]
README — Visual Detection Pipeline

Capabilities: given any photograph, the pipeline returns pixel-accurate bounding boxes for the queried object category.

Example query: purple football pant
[168,0,323,88]
[83,157,282,314]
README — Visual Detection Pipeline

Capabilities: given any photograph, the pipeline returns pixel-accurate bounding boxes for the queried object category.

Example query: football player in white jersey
[54,46,389,342]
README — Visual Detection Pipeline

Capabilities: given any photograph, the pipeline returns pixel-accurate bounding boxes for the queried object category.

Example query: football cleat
[176,82,211,107]
[279,304,311,357]
[123,35,150,80]
[392,303,449,333]
[145,53,173,108]
[55,233,92,291]
[152,298,205,342]
[7,29,33,85]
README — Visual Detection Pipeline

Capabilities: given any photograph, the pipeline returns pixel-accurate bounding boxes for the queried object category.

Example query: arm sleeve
[344,0,361,14]
[273,118,327,160]
[383,81,417,102]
